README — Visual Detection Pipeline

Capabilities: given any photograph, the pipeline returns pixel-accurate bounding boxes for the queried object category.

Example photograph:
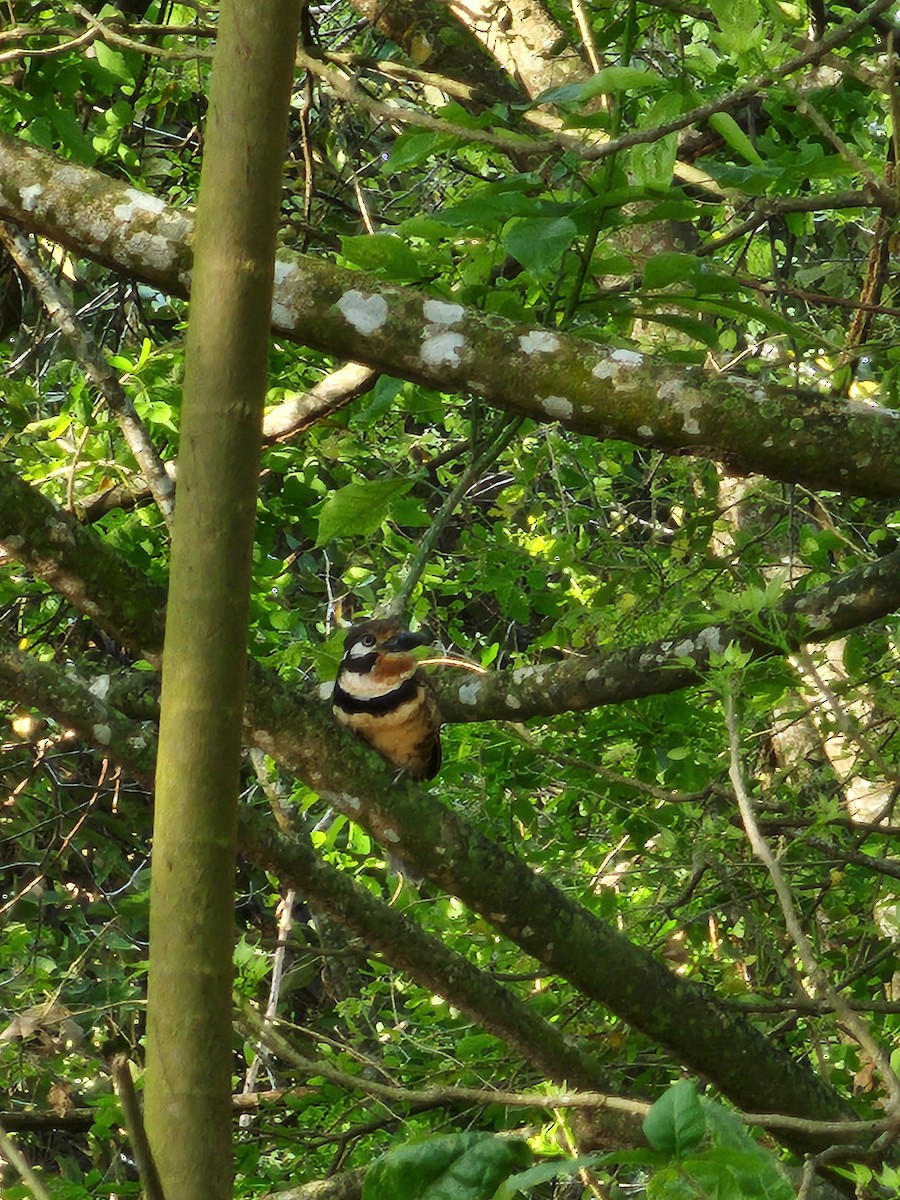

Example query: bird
[332,618,442,781]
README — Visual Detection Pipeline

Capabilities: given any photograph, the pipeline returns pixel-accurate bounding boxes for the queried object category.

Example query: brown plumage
[332,618,442,781]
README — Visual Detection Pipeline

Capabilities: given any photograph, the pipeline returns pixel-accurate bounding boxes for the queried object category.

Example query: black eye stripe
[340,652,378,674]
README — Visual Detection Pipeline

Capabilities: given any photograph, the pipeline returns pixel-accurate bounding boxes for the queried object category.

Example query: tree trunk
[143,3,301,1197]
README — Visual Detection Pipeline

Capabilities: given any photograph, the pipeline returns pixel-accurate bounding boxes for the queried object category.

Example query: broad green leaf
[387,129,458,168]
[315,479,411,546]
[340,234,422,281]
[643,1081,706,1156]
[537,66,663,105]
[642,251,699,290]
[93,41,136,86]
[493,1156,597,1199]
[503,216,577,274]
[353,376,406,426]
[709,112,763,164]
[710,0,764,53]
[636,311,720,348]
[631,93,683,189]
[432,187,549,229]
[363,1133,532,1200]
[50,109,96,165]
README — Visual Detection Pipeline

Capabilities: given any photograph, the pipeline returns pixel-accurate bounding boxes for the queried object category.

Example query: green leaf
[340,234,422,281]
[315,479,411,546]
[503,216,577,274]
[387,128,458,168]
[636,311,719,347]
[643,1081,706,1156]
[493,1156,596,1199]
[93,41,136,86]
[363,1133,532,1200]
[642,251,699,290]
[709,112,763,164]
[50,109,96,165]
[537,66,663,105]
[631,93,683,189]
[432,186,548,229]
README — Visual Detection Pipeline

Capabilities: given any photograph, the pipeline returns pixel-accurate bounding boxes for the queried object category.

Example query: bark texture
[0,133,897,497]
[143,4,301,1197]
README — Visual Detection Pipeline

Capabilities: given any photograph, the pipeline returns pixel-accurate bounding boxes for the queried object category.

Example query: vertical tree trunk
[144,4,301,1198]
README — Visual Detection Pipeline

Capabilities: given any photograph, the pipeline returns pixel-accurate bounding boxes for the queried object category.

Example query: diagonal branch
[1,132,899,498]
[0,465,867,1152]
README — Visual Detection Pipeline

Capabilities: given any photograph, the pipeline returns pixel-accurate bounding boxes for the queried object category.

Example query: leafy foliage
[1,0,900,1198]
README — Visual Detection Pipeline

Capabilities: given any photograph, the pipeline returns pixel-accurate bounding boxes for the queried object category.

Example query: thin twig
[0,26,97,62]
[71,4,210,61]
[240,750,297,1126]
[239,1001,899,1142]
[0,223,176,528]
[572,0,602,73]
[110,1055,166,1200]
[381,415,522,620]
[702,192,890,255]
[725,681,900,1112]
[0,1118,55,1200]
[795,647,900,787]
[578,0,896,163]
[792,93,886,195]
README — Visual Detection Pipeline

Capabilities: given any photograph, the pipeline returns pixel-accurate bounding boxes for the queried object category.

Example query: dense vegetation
[2,1,900,1197]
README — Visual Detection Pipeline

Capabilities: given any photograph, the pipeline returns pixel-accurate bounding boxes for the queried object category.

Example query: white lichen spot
[856,454,872,468]
[421,331,466,367]
[512,666,534,684]
[658,378,702,435]
[127,230,175,272]
[763,437,774,447]
[271,299,291,328]
[585,668,601,681]
[273,260,295,285]
[697,626,724,654]
[113,186,168,223]
[541,395,574,420]
[20,184,43,211]
[592,349,643,380]
[672,638,696,658]
[521,926,534,937]
[89,674,111,700]
[337,289,388,335]
[93,723,111,745]
[506,693,522,710]
[518,330,560,355]
[382,827,402,843]
[342,794,362,811]
[458,680,482,706]
[423,298,464,326]
[610,348,643,367]
[318,680,333,701]
[127,734,148,750]
[638,425,653,437]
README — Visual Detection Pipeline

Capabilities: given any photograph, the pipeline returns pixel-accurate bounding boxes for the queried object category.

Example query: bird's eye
[361,634,376,648]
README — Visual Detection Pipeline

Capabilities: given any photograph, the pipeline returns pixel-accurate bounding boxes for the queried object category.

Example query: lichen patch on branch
[336,289,389,335]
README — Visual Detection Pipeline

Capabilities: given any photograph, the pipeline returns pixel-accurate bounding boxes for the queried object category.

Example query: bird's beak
[384,628,431,653]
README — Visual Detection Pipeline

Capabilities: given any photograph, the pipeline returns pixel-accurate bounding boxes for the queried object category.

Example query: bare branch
[725,681,900,1112]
